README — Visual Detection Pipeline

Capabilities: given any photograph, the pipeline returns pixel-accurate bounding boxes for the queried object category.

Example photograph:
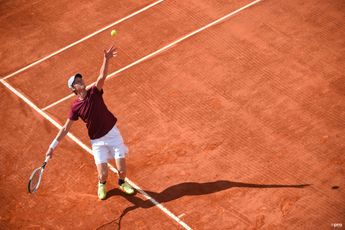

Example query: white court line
[108,165,191,229]
[2,1,262,227]
[0,78,191,230]
[1,0,164,80]
[42,0,263,111]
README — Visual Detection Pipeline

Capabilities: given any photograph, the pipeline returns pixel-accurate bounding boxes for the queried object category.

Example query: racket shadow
[98,180,310,229]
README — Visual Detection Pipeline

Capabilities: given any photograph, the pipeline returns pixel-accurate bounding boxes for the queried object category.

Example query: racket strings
[28,168,43,193]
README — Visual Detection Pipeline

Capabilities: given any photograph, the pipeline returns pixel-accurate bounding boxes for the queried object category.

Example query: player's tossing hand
[104,45,117,60]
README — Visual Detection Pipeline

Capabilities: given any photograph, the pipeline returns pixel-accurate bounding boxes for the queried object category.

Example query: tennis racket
[27,155,50,193]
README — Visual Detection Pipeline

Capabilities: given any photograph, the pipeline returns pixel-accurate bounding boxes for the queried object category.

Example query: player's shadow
[97,180,310,229]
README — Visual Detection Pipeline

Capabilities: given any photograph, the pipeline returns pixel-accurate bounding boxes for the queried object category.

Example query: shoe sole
[120,187,135,195]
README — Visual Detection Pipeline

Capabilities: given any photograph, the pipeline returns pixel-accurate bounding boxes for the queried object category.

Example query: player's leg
[92,145,109,200]
[110,145,134,195]
[115,156,134,195]
[106,126,135,194]
[96,163,108,183]
[115,157,126,182]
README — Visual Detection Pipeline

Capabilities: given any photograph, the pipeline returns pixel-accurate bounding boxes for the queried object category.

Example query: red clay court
[1,0,344,229]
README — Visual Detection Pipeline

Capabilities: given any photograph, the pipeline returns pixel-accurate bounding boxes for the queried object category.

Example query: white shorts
[91,126,128,164]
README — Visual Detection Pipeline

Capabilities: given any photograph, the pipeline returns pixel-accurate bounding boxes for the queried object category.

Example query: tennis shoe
[119,182,135,195]
[98,182,107,200]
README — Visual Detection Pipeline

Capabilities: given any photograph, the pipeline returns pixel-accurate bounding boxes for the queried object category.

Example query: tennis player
[45,45,134,200]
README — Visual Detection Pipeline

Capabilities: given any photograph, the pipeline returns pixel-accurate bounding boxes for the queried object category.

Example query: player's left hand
[104,45,117,60]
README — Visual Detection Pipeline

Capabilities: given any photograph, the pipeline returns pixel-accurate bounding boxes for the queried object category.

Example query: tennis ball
[111,29,117,37]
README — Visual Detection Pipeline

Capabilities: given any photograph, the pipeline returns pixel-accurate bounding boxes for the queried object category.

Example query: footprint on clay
[280,196,300,216]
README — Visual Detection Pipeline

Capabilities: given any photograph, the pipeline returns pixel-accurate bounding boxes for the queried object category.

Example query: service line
[1,0,164,80]
[42,0,263,111]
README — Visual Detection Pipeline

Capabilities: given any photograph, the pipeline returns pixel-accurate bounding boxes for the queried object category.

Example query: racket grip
[44,155,50,163]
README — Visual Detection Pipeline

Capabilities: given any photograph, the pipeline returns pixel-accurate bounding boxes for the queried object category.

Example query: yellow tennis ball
[111,29,117,37]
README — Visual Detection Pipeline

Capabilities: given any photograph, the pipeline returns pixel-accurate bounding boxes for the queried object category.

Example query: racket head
[27,167,44,193]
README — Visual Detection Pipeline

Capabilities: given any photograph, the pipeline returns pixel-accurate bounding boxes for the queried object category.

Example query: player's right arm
[45,119,74,158]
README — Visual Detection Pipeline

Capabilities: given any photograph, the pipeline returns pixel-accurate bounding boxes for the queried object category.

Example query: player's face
[72,77,85,91]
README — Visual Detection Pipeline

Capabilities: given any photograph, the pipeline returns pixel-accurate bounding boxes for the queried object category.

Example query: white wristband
[49,139,59,149]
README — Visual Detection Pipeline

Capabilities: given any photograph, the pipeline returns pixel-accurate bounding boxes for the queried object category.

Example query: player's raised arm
[45,119,74,158]
[95,45,117,91]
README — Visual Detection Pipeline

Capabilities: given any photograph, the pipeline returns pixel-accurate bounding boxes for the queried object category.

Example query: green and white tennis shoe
[98,182,107,200]
[119,182,135,195]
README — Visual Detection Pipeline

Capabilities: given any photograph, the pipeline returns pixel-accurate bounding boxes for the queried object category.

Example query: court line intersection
[1,0,263,228]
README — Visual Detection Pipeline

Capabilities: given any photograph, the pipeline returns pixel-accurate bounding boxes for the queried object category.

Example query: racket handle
[42,155,50,168]
[44,155,50,162]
